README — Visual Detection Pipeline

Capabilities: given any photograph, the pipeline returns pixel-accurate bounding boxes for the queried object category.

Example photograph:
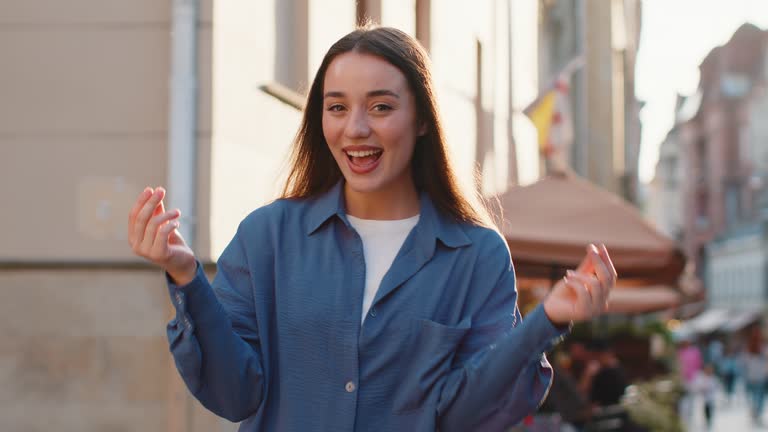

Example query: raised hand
[542,244,617,326]
[128,186,197,285]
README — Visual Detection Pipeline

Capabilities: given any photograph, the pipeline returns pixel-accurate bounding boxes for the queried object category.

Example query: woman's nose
[344,109,371,139]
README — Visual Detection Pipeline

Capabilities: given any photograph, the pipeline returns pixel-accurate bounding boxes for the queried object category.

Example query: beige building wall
[0,269,170,430]
[429,0,515,196]
[0,1,204,261]
[510,0,542,186]
[1,1,518,430]
[207,0,309,259]
[0,1,217,431]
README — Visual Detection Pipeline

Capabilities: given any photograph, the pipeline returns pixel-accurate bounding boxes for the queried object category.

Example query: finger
[150,219,180,261]
[128,187,153,226]
[140,209,180,255]
[590,252,614,305]
[575,243,598,274]
[598,243,618,280]
[153,195,166,218]
[132,187,166,252]
[567,271,605,313]
[564,275,594,320]
[128,187,153,245]
[150,210,181,251]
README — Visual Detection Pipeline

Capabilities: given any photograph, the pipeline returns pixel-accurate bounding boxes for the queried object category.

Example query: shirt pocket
[392,318,471,414]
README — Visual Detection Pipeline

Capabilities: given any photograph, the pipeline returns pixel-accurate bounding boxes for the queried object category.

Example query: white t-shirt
[347,214,420,324]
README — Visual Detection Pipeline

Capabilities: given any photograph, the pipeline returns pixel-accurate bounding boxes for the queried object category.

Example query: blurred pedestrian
[678,338,703,385]
[677,338,703,423]
[742,326,767,425]
[586,340,629,409]
[706,338,723,373]
[126,25,619,431]
[718,344,739,405]
[578,339,631,432]
[692,363,719,430]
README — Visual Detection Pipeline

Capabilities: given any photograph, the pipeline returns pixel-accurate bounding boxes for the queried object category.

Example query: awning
[720,309,762,333]
[497,172,686,286]
[674,308,762,338]
[688,309,731,334]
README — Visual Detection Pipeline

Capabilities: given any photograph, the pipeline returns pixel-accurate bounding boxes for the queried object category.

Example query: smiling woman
[127,24,618,432]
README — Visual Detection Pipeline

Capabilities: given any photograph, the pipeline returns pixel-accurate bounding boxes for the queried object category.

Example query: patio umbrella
[496,171,686,287]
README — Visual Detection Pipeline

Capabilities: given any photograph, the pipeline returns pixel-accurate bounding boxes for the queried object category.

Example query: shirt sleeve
[435,236,569,431]
[166,222,267,422]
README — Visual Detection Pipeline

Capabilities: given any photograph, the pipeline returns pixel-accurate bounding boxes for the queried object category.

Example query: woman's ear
[417,120,428,137]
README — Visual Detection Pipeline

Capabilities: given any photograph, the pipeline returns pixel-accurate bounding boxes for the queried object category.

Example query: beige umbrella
[496,172,686,287]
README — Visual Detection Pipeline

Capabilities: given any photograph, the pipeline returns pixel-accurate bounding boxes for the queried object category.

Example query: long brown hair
[281,25,496,228]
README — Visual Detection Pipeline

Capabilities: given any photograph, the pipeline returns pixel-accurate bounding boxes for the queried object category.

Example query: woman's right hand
[128,186,198,285]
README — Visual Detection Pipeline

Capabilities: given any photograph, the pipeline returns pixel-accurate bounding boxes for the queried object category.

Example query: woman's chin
[343,177,383,195]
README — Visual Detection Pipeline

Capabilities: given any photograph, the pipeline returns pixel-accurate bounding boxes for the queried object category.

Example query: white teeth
[345,149,382,157]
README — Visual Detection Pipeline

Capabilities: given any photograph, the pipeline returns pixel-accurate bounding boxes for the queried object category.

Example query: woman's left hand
[542,243,617,326]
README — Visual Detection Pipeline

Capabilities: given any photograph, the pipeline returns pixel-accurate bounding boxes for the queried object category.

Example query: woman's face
[322,51,424,196]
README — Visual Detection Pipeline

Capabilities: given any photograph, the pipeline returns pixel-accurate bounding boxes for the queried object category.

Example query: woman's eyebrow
[367,89,399,98]
[323,89,400,99]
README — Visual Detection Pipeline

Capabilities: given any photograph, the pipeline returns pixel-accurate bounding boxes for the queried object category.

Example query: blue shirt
[166,181,567,431]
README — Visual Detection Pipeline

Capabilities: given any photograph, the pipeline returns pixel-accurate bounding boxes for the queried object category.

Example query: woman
[128,25,616,431]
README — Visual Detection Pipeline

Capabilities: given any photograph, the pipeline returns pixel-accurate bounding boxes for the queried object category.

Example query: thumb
[169,225,187,246]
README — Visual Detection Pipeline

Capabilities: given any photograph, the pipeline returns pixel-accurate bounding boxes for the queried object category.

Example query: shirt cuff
[524,304,571,353]
[166,261,207,327]
[166,260,228,330]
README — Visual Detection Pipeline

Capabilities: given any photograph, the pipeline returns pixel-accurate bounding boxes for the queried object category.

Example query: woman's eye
[372,104,392,112]
[326,104,345,112]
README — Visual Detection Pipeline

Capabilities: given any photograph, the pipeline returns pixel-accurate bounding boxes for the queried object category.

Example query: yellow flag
[524,90,557,153]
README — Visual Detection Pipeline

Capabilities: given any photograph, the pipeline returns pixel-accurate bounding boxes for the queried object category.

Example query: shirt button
[345,381,356,393]
[175,293,183,305]
[369,307,377,317]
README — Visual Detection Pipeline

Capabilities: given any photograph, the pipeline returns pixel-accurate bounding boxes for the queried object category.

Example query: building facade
[707,223,768,309]
[705,27,768,310]
[537,0,643,202]
[648,23,768,310]
[645,93,697,242]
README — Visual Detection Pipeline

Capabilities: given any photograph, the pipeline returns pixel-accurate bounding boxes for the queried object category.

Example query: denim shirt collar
[305,180,472,249]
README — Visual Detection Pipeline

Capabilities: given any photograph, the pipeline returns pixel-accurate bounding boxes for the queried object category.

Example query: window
[275,0,309,93]
[696,189,710,227]
[724,180,743,227]
[415,0,430,51]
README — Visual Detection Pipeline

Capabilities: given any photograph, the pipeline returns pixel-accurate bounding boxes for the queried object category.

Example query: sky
[635,0,768,184]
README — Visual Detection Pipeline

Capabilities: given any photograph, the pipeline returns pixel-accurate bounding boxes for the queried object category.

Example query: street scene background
[2,0,768,431]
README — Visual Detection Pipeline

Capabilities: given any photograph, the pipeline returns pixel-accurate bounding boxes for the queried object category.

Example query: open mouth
[344,149,383,167]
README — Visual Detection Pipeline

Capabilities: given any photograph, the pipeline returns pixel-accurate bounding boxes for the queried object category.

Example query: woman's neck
[344,181,420,220]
